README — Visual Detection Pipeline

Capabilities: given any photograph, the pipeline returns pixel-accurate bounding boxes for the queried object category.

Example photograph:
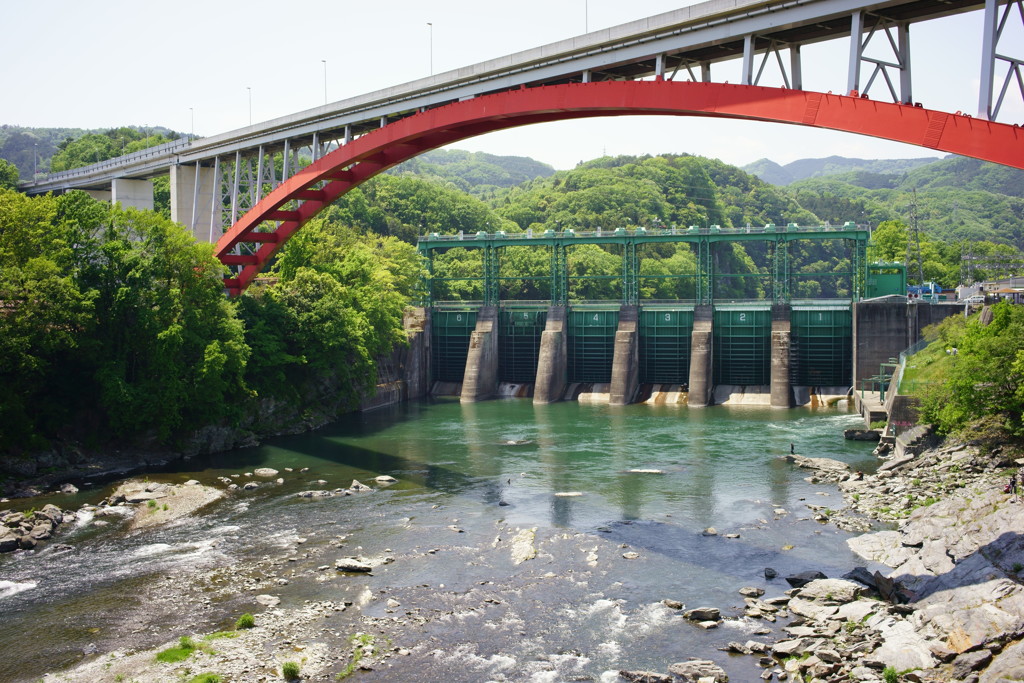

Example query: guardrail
[419,223,864,242]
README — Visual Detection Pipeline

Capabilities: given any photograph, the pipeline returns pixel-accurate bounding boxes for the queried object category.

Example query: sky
[2,0,1021,170]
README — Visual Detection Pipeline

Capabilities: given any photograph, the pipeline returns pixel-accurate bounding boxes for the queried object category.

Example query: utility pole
[322,60,327,104]
[247,87,252,126]
[427,23,433,75]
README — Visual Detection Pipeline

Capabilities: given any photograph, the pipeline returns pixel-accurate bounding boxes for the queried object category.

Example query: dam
[408,224,961,411]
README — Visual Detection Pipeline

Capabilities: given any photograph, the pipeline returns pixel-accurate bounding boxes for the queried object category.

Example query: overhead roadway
[20,0,991,196]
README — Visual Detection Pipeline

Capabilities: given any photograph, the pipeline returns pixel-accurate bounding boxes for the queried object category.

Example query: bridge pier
[609,305,639,406]
[111,179,154,212]
[533,306,567,404]
[170,164,220,242]
[687,306,714,408]
[461,306,499,403]
[770,305,792,408]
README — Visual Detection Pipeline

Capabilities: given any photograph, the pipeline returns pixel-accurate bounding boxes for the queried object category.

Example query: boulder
[350,480,372,492]
[666,659,729,682]
[618,672,673,683]
[60,483,79,494]
[684,607,721,621]
[739,587,765,597]
[764,568,778,579]
[36,504,63,526]
[254,468,279,478]
[783,454,851,475]
[0,527,18,552]
[844,429,881,441]
[335,557,373,572]
[255,594,281,607]
[663,599,684,610]
[785,570,828,588]
[796,578,862,603]
[296,490,333,498]
[374,475,398,484]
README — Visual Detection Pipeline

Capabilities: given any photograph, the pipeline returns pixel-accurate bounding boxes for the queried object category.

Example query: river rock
[739,587,765,597]
[253,468,279,478]
[796,578,862,603]
[255,594,280,607]
[35,504,63,526]
[618,671,673,683]
[374,475,397,484]
[242,482,259,490]
[335,557,373,572]
[785,570,827,588]
[663,599,683,609]
[0,527,18,552]
[666,659,729,682]
[60,483,79,494]
[684,606,720,621]
[350,480,372,492]
[843,429,881,441]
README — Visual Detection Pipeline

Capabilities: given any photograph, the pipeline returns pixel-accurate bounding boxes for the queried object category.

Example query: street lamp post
[427,23,433,75]
[189,107,194,139]
[322,60,327,104]
[246,87,252,126]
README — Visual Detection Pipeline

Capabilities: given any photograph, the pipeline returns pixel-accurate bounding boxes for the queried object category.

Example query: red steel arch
[217,80,1024,295]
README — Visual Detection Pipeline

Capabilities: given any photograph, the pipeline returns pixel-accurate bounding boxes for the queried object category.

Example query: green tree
[920,301,1024,442]
[0,159,19,190]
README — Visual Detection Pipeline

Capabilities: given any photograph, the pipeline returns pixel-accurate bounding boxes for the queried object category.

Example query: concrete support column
[170,164,220,242]
[534,306,567,405]
[770,305,792,408]
[609,305,639,406]
[461,306,499,403]
[402,307,430,401]
[111,179,154,211]
[687,305,714,407]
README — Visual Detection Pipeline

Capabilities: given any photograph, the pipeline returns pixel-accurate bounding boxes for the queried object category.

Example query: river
[0,398,882,682]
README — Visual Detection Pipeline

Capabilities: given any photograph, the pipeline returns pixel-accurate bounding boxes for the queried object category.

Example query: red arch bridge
[18,0,1024,295]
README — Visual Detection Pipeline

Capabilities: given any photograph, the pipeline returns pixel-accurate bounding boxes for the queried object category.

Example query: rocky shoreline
[613,440,1024,683]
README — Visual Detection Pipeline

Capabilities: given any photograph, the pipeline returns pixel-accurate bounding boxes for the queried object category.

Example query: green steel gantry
[417,223,869,306]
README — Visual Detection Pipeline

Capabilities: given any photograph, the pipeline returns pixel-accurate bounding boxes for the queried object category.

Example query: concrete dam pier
[419,299,960,408]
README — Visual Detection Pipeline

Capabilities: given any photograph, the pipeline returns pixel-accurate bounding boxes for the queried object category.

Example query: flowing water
[0,399,882,682]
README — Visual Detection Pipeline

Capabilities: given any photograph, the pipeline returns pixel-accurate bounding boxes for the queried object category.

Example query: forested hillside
[0,125,179,179]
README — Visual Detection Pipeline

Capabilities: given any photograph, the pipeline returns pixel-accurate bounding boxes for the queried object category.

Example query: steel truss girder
[483,245,500,306]
[551,244,568,306]
[216,81,1024,295]
[697,239,713,306]
[979,0,1024,120]
[742,36,802,90]
[772,238,790,304]
[622,241,639,305]
[848,10,912,103]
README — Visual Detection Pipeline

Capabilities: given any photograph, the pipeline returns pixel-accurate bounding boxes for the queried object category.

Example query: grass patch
[203,631,239,641]
[156,636,198,663]
[189,675,223,683]
[336,633,377,680]
[281,660,301,679]
[147,499,157,509]
[235,613,256,630]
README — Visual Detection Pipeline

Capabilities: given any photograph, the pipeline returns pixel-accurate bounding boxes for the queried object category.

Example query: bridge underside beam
[216,80,1024,296]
